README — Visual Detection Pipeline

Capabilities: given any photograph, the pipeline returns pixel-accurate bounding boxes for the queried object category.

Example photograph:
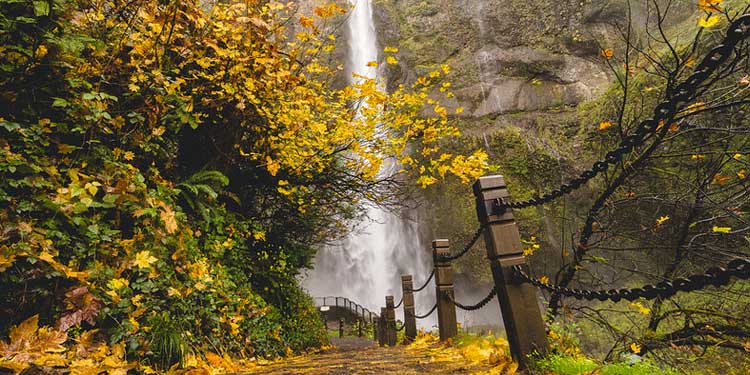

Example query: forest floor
[241,337,510,374]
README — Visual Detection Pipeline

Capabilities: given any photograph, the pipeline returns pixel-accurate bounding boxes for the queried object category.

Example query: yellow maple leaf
[599,121,613,131]
[712,226,731,234]
[383,46,398,53]
[133,250,157,269]
[630,301,651,315]
[698,16,719,28]
[656,215,670,225]
[123,151,134,161]
[631,342,642,354]
[159,205,178,234]
[600,48,614,59]
[386,56,398,65]
[538,276,550,284]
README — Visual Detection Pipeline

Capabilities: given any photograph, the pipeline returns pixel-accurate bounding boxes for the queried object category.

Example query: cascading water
[302,0,435,326]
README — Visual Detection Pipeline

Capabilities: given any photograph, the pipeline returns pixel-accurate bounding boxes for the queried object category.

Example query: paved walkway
[242,337,496,375]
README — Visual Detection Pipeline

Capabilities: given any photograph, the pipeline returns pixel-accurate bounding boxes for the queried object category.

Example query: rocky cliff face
[372,0,622,128]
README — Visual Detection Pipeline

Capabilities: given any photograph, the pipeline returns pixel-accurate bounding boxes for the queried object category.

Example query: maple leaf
[386,56,398,65]
[698,16,719,28]
[160,204,178,234]
[600,48,614,59]
[630,342,642,354]
[133,250,157,269]
[598,121,612,131]
[656,215,670,225]
[712,226,731,234]
[56,286,103,331]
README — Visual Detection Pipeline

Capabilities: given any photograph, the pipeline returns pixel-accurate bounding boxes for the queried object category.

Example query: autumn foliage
[0,0,486,372]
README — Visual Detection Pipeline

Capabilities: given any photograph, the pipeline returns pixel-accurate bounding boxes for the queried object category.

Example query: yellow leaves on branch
[113,0,485,213]
[600,48,614,59]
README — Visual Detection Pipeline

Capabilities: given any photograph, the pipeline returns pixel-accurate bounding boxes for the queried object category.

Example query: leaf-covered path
[242,337,511,375]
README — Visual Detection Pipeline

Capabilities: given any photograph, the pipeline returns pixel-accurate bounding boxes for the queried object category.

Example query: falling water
[302,0,435,327]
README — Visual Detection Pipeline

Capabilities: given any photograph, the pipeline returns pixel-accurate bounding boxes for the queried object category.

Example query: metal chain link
[394,297,403,309]
[438,223,488,262]
[412,269,435,293]
[514,259,750,302]
[498,14,750,210]
[444,287,497,311]
[410,303,438,319]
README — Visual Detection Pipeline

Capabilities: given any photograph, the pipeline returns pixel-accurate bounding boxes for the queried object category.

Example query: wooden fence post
[385,296,397,346]
[433,239,458,341]
[358,319,363,337]
[473,175,549,367]
[378,307,387,346]
[339,318,344,338]
[373,316,379,342]
[401,275,417,344]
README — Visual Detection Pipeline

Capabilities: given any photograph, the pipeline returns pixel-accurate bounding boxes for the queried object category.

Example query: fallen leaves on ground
[406,332,517,374]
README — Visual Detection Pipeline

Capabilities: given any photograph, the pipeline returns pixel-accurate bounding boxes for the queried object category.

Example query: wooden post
[339,318,344,338]
[473,175,549,367]
[433,239,458,341]
[401,275,417,344]
[378,307,387,346]
[373,316,379,341]
[358,319,363,337]
[385,296,397,346]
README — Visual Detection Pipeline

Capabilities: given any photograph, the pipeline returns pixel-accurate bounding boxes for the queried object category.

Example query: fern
[176,170,230,224]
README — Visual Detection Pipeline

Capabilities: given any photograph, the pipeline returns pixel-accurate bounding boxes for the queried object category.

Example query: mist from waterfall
[302,0,436,328]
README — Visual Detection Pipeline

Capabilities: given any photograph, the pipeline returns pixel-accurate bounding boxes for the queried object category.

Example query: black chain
[497,14,750,211]
[444,287,497,311]
[394,297,403,309]
[410,303,438,319]
[412,269,435,293]
[437,223,487,262]
[514,259,750,302]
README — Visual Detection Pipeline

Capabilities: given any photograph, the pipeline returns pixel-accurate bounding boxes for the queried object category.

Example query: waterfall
[302,0,435,327]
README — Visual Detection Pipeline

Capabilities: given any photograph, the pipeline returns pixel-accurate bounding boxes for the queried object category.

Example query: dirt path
[241,338,492,375]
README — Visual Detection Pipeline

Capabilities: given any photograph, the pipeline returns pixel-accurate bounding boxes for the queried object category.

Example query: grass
[533,354,682,375]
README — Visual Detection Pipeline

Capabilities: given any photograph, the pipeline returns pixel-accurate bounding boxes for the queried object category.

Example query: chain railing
[412,269,435,292]
[513,259,750,302]
[410,302,438,319]
[444,287,497,311]
[437,223,487,262]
